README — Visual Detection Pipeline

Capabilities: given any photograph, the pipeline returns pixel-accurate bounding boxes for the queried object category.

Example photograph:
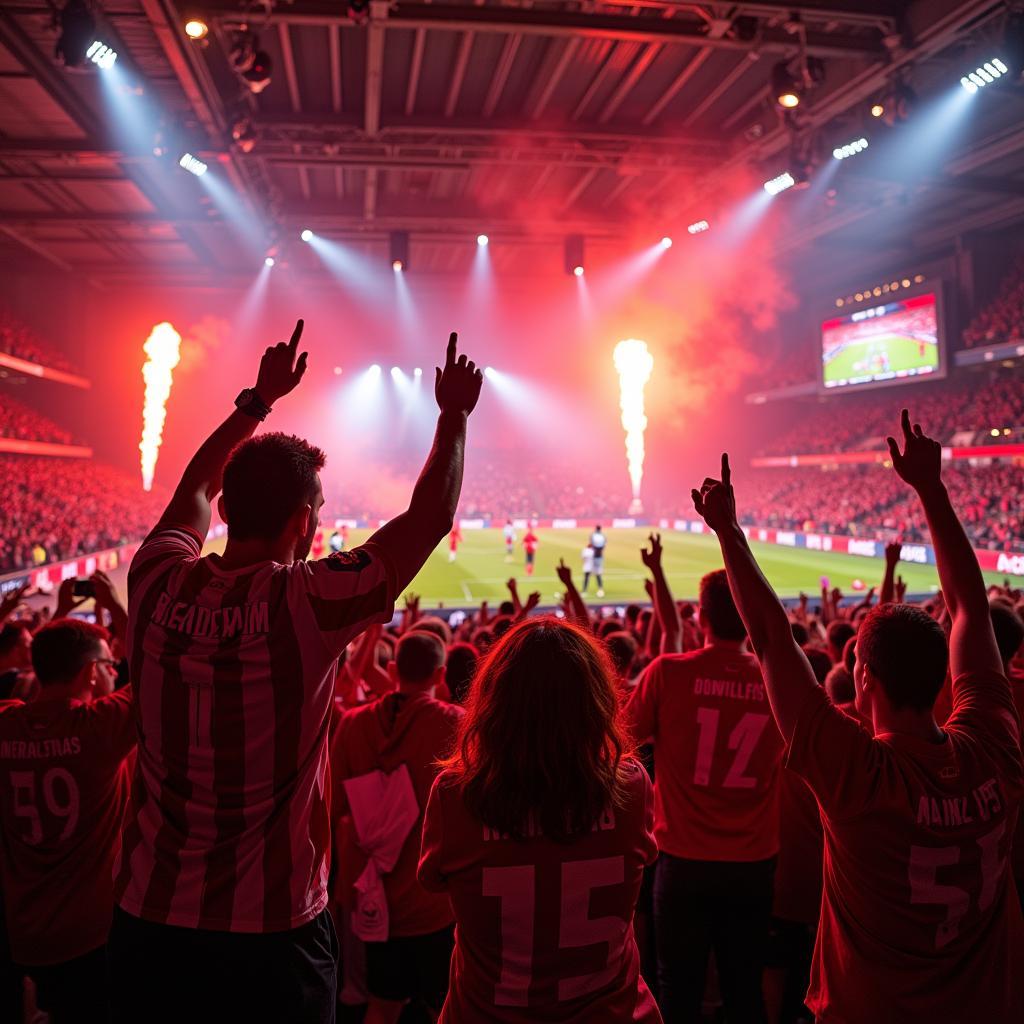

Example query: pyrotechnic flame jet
[140,322,182,491]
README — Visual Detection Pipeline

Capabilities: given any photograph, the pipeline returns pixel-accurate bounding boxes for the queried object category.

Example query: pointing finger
[900,408,913,443]
[288,318,304,352]
[886,436,900,462]
[446,332,458,366]
[721,453,731,487]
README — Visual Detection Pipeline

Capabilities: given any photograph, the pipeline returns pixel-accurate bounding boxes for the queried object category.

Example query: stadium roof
[0,0,1022,285]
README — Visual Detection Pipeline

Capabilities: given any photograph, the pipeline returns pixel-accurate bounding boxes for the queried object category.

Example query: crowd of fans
[0,308,82,375]
[737,462,1024,550]
[0,393,80,446]
[758,369,1024,457]
[0,455,165,573]
[1,330,1023,1024]
[962,251,1024,348]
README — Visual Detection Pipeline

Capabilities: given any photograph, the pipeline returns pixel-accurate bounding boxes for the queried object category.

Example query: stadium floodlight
[368,364,381,376]
[390,230,409,272]
[264,256,275,267]
[763,171,796,195]
[86,39,118,69]
[184,18,208,41]
[771,60,802,108]
[573,265,584,277]
[392,259,404,272]
[686,221,709,235]
[660,236,674,248]
[178,152,208,177]
[413,367,423,377]
[390,366,402,379]
[484,366,495,378]
[476,234,489,246]
[870,102,885,118]
[564,234,584,277]
[832,137,869,161]
[300,229,313,242]
[960,57,1008,93]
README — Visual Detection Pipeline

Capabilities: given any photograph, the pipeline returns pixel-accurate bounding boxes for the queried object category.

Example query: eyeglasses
[93,658,119,669]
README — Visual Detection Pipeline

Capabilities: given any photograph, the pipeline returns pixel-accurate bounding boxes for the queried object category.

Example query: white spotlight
[833,137,869,160]
[413,367,423,377]
[484,367,495,379]
[686,221,709,235]
[178,153,208,177]
[660,235,675,247]
[390,366,402,379]
[368,364,381,376]
[961,56,1008,92]
[477,234,489,247]
[264,256,275,267]
[573,265,584,277]
[392,259,404,272]
[300,229,313,242]
[763,171,796,195]
[86,40,118,69]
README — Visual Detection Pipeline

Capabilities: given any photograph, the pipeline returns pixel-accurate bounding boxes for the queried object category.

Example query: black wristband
[235,388,272,421]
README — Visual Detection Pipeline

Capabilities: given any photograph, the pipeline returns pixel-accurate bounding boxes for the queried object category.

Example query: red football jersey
[625,646,784,861]
[0,688,135,964]
[117,525,397,933]
[418,761,661,1023]
[787,673,1024,1020]
[523,532,538,555]
[331,691,463,936]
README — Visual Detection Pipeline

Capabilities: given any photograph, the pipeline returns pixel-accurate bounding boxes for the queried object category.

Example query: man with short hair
[0,621,32,700]
[332,631,463,1023]
[691,410,1023,1021]
[0,618,133,1023]
[107,323,482,1023]
[589,524,607,597]
[626,568,783,1022]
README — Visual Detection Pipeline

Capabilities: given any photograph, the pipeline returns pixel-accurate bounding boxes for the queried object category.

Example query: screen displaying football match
[821,291,942,391]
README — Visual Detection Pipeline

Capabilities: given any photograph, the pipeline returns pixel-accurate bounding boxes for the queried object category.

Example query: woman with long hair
[418,617,661,1022]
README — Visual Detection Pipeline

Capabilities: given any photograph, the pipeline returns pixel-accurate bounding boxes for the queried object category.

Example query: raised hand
[255,319,308,406]
[90,571,119,611]
[692,454,738,534]
[54,579,87,620]
[887,409,942,493]
[895,575,907,603]
[556,559,573,587]
[0,582,29,624]
[435,332,483,416]
[885,540,902,566]
[640,533,663,571]
[506,578,519,595]
[523,591,541,614]
[643,579,655,600]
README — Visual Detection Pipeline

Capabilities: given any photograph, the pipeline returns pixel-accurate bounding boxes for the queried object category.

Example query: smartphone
[72,579,95,598]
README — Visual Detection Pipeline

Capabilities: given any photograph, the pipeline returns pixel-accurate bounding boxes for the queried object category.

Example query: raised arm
[693,454,819,743]
[368,333,483,593]
[879,541,901,605]
[556,560,591,628]
[640,533,682,654]
[158,320,308,536]
[886,409,1002,678]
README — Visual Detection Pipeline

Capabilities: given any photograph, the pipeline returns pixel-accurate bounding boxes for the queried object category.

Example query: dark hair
[31,619,109,686]
[490,615,514,640]
[221,432,325,541]
[604,630,638,677]
[445,643,479,705]
[825,664,855,706]
[699,570,747,642]
[409,616,452,647]
[990,600,1024,669]
[471,627,494,652]
[443,617,631,842]
[843,635,857,675]
[803,645,832,685]
[0,622,30,657]
[598,618,624,640]
[790,621,809,646]
[624,604,642,626]
[498,601,515,617]
[857,604,948,712]
[827,621,856,660]
[395,631,446,684]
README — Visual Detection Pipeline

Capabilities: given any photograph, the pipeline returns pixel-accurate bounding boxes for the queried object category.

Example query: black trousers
[107,906,338,1024]
[23,945,108,1023]
[654,852,775,1024]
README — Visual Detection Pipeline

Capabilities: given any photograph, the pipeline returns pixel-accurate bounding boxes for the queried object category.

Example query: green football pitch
[259,527,1008,608]
[824,334,937,384]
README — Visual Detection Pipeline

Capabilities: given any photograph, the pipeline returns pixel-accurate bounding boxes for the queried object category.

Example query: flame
[613,339,654,501]
[139,322,182,491]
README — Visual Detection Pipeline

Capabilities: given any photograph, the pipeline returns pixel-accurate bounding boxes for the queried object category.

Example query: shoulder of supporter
[947,669,1024,790]
[128,523,203,583]
[785,683,882,822]
[79,685,136,757]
